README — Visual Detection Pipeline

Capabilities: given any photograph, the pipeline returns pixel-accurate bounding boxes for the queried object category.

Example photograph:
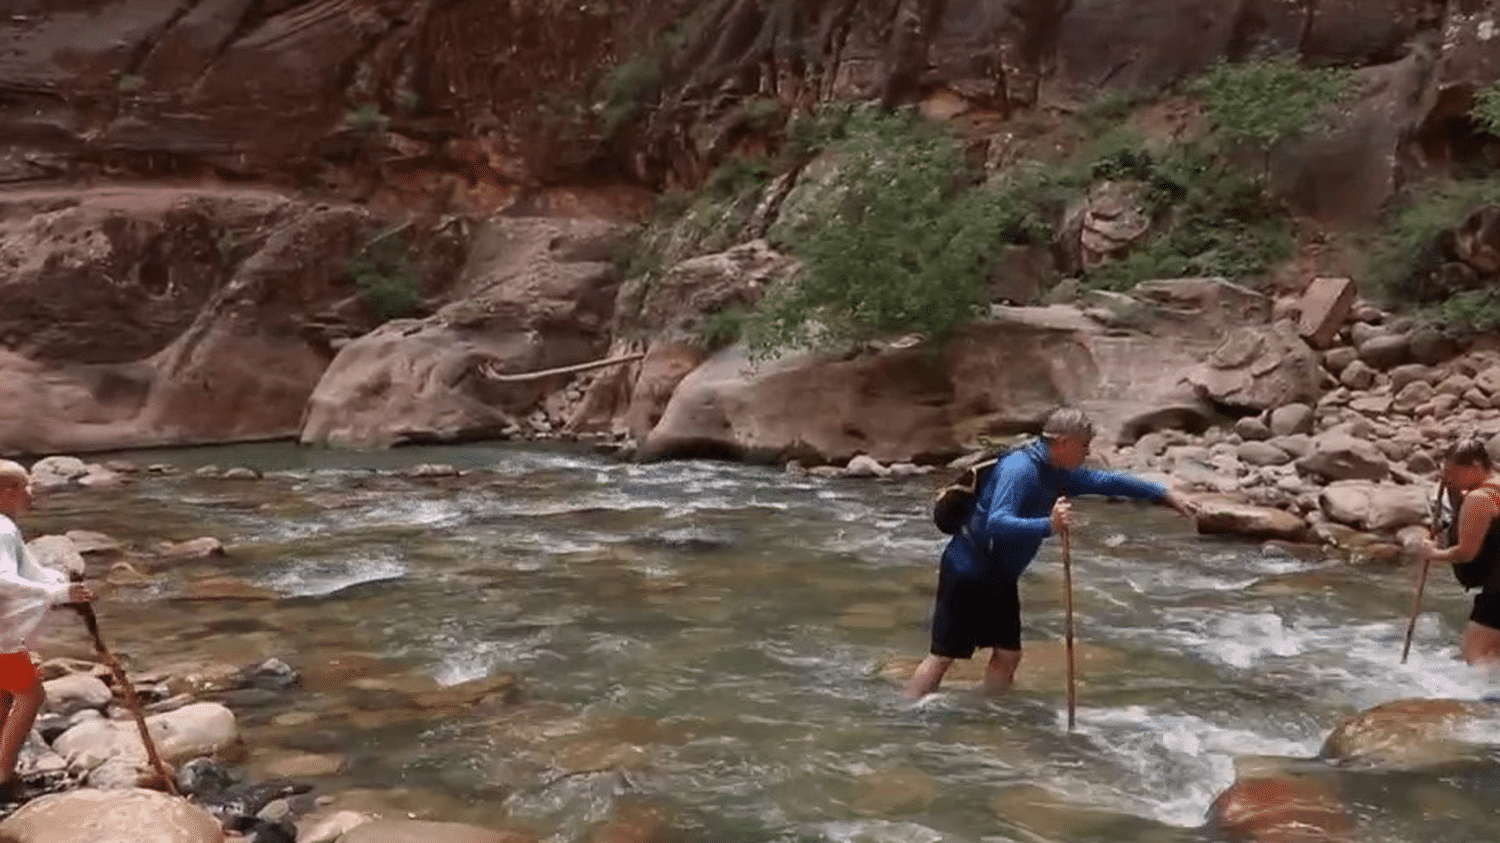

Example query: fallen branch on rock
[478,352,645,383]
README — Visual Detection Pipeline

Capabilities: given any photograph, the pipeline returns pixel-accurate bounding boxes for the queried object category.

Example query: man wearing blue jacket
[905,408,1198,699]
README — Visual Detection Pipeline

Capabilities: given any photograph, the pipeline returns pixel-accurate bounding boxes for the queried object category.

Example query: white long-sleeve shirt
[0,514,71,654]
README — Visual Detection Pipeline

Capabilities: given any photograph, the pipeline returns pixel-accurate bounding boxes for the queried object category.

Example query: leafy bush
[348,235,421,321]
[1372,177,1500,301]
[1434,290,1500,333]
[1192,57,1352,159]
[1473,82,1500,136]
[705,155,772,199]
[700,306,748,349]
[345,103,389,134]
[1084,144,1295,290]
[600,56,664,136]
[745,111,1013,355]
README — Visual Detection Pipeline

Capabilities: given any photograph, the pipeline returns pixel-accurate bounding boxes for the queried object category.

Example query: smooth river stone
[852,767,936,815]
[991,786,1163,842]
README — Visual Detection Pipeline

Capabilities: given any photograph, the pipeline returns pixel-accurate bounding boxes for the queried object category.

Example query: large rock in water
[0,788,222,843]
[1208,774,1351,843]
[1320,698,1500,769]
[1193,496,1311,542]
[637,306,1219,464]
[300,217,629,448]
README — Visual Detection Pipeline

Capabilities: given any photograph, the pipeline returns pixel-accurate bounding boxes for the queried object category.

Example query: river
[23,443,1500,842]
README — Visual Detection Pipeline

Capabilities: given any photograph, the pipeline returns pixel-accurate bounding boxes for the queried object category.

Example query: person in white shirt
[0,460,92,798]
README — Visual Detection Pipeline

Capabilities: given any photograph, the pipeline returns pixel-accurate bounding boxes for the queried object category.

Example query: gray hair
[1042,407,1095,441]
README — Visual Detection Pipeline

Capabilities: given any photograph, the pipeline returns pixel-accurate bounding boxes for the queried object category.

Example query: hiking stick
[65,573,178,795]
[1400,481,1446,664]
[1058,497,1077,732]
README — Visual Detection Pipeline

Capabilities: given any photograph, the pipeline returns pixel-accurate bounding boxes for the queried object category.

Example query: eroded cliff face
[5,1,1497,205]
[2,0,1500,456]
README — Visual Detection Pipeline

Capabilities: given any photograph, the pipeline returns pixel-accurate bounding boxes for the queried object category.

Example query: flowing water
[23,443,1500,842]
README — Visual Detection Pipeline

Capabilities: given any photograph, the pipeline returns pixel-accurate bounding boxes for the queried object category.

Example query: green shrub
[705,155,772,199]
[1433,289,1500,332]
[348,235,421,321]
[600,56,664,136]
[1080,143,1294,290]
[345,103,389,134]
[1192,57,1352,158]
[742,97,783,131]
[744,110,1008,355]
[1473,82,1500,136]
[1373,177,1500,301]
[700,306,748,348]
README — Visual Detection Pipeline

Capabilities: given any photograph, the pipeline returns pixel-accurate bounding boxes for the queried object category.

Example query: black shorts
[930,563,1021,659]
[1470,587,1500,631]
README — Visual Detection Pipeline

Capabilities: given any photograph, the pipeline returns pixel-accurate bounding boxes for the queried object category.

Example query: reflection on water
[23,442,1500,842]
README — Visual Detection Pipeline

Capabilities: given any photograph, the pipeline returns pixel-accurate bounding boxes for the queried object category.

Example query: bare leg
[982,648,1022,696]
[1461,622,1500,666]
[0,678,43,784]
[905,654,953,699]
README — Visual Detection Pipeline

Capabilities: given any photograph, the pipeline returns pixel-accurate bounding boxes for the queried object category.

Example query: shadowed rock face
[1,1,1494,204]
[0,186,466,455]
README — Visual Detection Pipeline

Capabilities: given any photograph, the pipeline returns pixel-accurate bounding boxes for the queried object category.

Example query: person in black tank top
[1419,436,1500,666]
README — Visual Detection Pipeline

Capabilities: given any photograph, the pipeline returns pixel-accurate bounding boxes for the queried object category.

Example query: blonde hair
[0,460,27,485]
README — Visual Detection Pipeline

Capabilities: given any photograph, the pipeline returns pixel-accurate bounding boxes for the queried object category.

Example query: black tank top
[1452,483,1500,591]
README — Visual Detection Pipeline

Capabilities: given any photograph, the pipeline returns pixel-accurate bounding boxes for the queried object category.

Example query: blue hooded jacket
[941,440,1167,581]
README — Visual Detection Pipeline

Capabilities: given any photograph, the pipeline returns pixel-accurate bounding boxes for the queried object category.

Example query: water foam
[1055,705,1319,828]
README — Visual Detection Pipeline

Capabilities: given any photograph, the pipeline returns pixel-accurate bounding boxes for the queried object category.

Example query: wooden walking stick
[65,573,178,795]
[1058,495,1078,732]
[1401,481,1447,664]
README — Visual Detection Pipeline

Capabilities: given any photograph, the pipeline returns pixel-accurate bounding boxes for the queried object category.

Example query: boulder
[1237,442,1292,467]
[1338,359,1377,390]
[1268,403,1315,437]
[1391,381,1435,414]
[1193,496,1311,542]
[0,788,222,843]
[1356,333,1411,370]
[27,457,89,491]
[1318,481,1428,532]
[1234,417,1272,441]
[52,702,240,788]
[621,341,708,442]
[1060,181,1152,271]
[1296,433,1390,482]
[638,306,1218,465]
[301,217,628,449]
[1296,277,1356,349]
[1322,347,1359,375]
[1208,774,1351,843]
[24,535,86,579]
[1320,698,1500,769]
[42,673,113,717]
[1187,323,1323,413]
[614,240,794,341]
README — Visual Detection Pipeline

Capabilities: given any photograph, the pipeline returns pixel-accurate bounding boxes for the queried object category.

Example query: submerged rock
[1319,698,1500,769]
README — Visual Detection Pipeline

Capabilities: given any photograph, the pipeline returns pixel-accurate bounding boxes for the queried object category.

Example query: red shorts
[0,651,39,693]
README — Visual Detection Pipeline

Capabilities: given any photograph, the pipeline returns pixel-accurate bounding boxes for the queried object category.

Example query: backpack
[932,451,1007,535]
